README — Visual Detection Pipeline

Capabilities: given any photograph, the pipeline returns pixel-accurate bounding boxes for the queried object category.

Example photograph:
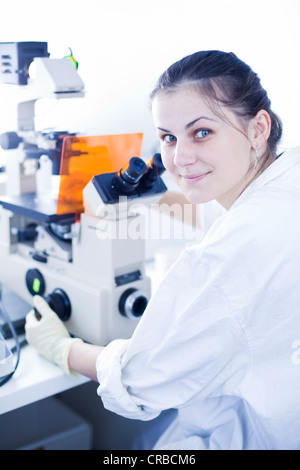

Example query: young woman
[25,50,300,450]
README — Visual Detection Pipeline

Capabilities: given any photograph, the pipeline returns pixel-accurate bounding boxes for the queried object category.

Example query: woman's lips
[180,171,211,183]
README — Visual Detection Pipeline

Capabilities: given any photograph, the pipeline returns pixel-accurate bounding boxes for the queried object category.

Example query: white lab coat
[96,146,300,450]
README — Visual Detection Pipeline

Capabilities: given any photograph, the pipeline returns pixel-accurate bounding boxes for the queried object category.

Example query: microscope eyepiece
[93,153,167,203]
[139,153,165,189]
[113,157,147,194]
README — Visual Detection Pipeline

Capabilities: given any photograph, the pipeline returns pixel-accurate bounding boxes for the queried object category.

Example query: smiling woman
[150,50,282,209]
[151,88,268,208]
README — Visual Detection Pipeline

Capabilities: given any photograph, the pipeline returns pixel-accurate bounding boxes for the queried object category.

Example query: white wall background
[0,0,299,158]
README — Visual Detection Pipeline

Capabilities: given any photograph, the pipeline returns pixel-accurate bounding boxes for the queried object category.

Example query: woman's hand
[25,295,83,376]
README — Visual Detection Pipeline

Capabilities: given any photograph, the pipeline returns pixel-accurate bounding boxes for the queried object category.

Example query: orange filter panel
[56,133,143,216]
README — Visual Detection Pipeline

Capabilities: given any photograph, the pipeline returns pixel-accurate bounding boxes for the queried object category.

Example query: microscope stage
[0,193,76,224]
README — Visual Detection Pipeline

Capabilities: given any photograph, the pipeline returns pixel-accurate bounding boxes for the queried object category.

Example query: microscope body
[0,154,167,345]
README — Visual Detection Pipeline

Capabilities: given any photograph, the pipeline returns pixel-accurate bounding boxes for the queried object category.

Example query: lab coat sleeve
[96,247,249,421]
[96,338,161,420]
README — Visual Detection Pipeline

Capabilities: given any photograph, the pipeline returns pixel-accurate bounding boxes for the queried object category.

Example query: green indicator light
[32,278,41,293]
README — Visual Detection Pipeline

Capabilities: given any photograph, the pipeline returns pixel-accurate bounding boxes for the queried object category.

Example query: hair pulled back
[150,51,282,158]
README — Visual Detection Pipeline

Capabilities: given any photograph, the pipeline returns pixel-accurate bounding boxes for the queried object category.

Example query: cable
[0,286,21,387]
[64,47,78,69]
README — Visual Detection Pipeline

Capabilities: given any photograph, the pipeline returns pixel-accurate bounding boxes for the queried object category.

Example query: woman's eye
[163,134,177,143]
[195,129,210,139]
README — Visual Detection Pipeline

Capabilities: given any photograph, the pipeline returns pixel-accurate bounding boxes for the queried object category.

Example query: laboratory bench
[0,321,92,449]
[0,341,89,415]
[0,323,169,451]
[0,318,157,450]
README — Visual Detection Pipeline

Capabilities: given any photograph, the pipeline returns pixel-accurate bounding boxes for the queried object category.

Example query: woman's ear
[251,110,272,149]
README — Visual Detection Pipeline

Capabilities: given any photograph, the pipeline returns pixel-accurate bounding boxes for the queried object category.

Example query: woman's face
[152,87,255,209]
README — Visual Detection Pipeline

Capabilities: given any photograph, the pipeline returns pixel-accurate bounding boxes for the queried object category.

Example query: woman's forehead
[152,87,234,127]
[152,88,213,116]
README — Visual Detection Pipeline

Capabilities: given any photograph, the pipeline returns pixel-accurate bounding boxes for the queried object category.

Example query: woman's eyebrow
[157,127,171,132]
[185,116,217,129]
[157,116,217,133]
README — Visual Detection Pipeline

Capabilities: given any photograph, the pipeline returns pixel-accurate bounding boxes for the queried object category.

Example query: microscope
[0,42,167,345]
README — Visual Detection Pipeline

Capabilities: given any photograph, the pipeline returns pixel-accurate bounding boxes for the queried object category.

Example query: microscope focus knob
[119,288,148,319]
[0,131,23,150]
[44,288,71,322]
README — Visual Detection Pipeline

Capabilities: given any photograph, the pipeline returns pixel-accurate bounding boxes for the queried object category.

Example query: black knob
[119,288,148,319]
[44,288,71,321]
[25,268,46,296]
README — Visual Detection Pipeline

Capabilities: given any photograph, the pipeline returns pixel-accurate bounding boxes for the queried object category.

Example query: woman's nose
[173,141,197,167]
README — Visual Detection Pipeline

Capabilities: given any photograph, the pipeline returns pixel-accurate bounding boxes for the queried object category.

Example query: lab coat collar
[230,146,300,211]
